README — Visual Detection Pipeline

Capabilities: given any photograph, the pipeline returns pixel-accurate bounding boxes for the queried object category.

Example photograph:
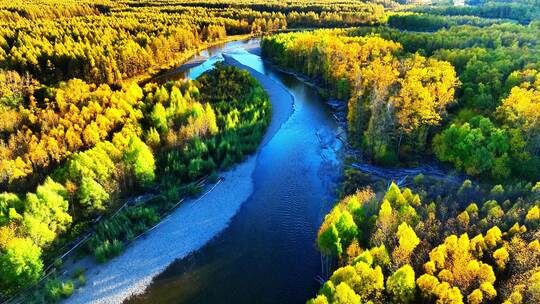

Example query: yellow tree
[498,80,540,154]
[393,222,420,266]
[421,233,496,303]
[392,54,458,154]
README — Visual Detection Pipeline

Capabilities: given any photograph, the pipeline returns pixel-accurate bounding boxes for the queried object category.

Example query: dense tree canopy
[0,0,390,88]
[262,30,459,164]
[258,3,540,304]
[263,8,540,180]
[3,0,540,302]
[311,180,540,304]
[0,237,43,294]
[0,59,270,298]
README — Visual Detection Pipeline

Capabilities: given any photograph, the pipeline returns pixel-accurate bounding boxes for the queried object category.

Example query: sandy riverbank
[64,50,294,304]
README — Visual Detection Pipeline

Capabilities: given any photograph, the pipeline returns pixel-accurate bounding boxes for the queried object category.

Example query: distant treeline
[387,12,515,31]
[0,0,388,87]
[410,3,540,24]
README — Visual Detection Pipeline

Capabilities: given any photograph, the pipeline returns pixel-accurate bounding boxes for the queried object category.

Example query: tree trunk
[397,130,404,161]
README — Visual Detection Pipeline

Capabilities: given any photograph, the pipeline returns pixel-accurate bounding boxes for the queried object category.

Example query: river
[126,39,343,303]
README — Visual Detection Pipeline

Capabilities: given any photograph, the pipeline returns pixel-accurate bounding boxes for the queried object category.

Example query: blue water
[187,40,265,79]
[127,39,343,304]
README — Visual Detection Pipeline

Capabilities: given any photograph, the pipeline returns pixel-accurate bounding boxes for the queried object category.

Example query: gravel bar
[64,47,294,304]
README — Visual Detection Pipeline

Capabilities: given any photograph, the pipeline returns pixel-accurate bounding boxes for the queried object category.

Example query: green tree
[124,137,156,189]
[22,178,72,246]
[318,224,342,256]
[0,193,22,225]
[333,282,361,304]
[0,237,43,293]
[386,264,416,304]
[78,177,109,217]
[334,210,358,249]
[433,116,511,179]
[150,102,168,134]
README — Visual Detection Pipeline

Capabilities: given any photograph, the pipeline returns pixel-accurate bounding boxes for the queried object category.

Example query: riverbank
[222,54,294,147]
[126,44,344,304]
[256,45,462,186]
[64,48,294,304]
[126,34,253,85]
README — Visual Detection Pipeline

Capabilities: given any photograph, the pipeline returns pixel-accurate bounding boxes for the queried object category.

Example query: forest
[0,0,388,88]
[311,180,540,303]
[0,61,270,300]
[262,21,540,181]
[2,0,540,303]
[259,1,540,303]
[0,0,278,299]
